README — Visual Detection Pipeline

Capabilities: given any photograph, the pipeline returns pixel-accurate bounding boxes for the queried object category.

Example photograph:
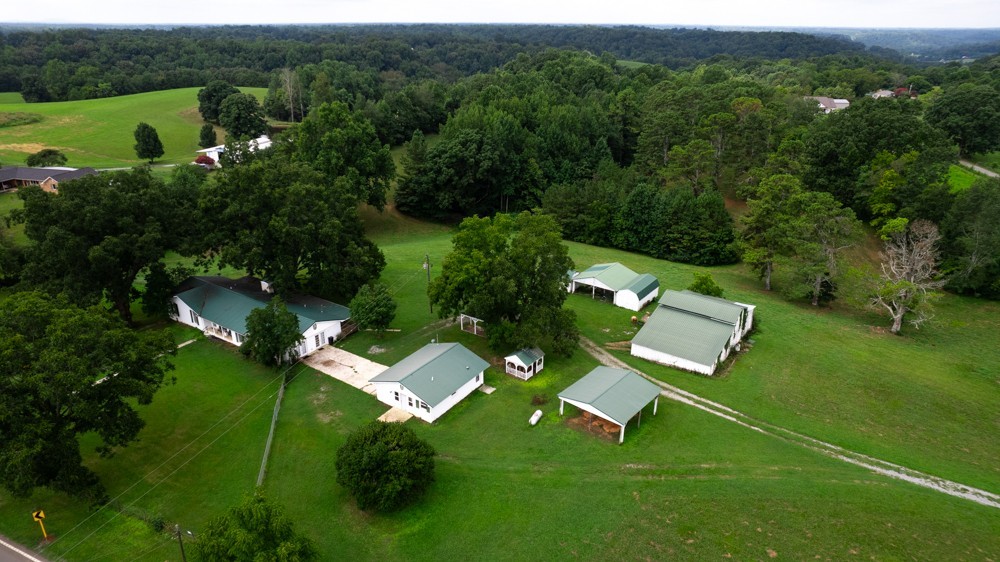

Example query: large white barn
[568,263,659,312]
[170,276,351,359]
[630,290,755,376]
[370,342,489,423]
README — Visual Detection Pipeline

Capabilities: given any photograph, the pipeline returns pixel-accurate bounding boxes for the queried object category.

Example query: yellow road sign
[31,510,44,522]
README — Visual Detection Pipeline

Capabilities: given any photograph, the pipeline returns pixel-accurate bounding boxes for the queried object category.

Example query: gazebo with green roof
[558,366,661,444]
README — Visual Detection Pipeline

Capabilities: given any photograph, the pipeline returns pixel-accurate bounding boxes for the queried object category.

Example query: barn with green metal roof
[568,262,659,311]
[630,290,755,376]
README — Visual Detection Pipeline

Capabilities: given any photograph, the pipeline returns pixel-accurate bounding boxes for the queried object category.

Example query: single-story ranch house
[568,262,659,312]
[630,290,755,376]
[370,342,489,423]
[558,366,661,444]
[170,276,351,359]
[0,166,98,192]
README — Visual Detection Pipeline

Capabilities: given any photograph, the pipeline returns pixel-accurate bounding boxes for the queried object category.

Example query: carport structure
[558,366,661,444]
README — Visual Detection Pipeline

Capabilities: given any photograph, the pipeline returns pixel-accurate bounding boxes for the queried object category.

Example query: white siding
[614,288,659,312]
[630,343,717,376]
[372,370,483,423]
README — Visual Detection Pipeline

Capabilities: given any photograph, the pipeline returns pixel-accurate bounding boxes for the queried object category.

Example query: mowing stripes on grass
[43,351,301,558]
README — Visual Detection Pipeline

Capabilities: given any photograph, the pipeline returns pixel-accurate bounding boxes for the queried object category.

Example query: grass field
[949,163,981,192]
[0,88,265,168]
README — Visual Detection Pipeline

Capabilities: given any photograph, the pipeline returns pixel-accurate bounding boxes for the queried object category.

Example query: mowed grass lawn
[0,226,998,559]
[0,87,264,168]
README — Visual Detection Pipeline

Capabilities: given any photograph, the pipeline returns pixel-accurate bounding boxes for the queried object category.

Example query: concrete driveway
[302,346,388,396]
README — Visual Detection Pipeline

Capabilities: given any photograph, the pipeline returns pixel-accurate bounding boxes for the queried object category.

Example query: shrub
[336,421,435,512]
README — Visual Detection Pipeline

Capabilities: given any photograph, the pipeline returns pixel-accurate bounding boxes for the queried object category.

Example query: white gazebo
[504,347,544,380]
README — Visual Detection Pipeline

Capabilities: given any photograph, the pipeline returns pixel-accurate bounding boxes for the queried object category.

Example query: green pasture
[969,151,1000,173]
[0,88,265,168]
[949,163,980,192]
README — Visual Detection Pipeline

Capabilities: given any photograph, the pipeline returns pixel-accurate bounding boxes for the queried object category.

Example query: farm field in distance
[0,88,265,168]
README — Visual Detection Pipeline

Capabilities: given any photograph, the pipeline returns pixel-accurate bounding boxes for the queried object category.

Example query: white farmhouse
[370,343,489,423]
[630,290,755,376]
[569,263,659,312]
[170,276,351,359]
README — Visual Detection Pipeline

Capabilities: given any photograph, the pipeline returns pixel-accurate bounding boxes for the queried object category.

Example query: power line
[46,357,304,554]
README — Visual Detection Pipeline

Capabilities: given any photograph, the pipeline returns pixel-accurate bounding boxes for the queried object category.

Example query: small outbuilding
[370,342,489,423]
[569,263,659,312]
[558,366,661,444]
[630,290,755,376]
[504,347,544,380]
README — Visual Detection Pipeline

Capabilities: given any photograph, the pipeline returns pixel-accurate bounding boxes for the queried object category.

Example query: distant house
[370,342,489,423]
[505,347,544,380]
[568,263,659,312]
[558,366,661,444]
[805,96,850,113]
[0,166,98,193]
[194,135,272,168]
[170,276,351,358]
[630,290,755,376]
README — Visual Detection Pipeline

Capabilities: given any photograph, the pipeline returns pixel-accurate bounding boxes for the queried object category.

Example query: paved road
[959,159,999,178]
[0,536,49,562]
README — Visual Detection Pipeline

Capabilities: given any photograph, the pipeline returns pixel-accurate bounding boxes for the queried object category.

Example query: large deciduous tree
[348,282,396,338]
[218,93,268,140]
[739,174,804,291]
[430,212,579,356]
[26,148,67,167]
[195,490,316,561]
[787,190,861,306]
[18,168,197,324]
[940,178,1000,299]
[0,292,175,501]
[133,122,164,163]
[197,80,240,124]
[926,83,1000,157]
[869,219,946,334]
[240,296,304,367]
[201,156,384,300]
[289,101,395,210]
[335,421,435,512]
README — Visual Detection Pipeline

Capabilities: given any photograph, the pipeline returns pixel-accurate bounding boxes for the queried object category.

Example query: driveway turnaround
[303,346,388,396]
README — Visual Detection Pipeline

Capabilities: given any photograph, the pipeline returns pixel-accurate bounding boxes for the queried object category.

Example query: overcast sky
[3,0,999,28]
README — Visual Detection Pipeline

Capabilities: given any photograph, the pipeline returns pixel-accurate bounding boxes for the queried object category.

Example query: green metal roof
[574,262,641,291]
[558,367,661,427]
[508,347,544,366]
[175,277,349,335]
[631,305,734,368]
[623,273,659,300]
[370,343,489,407]
[659,290,744,325]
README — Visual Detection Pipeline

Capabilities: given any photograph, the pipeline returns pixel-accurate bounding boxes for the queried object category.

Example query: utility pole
[175,524,187,562]
[424,254,433,314]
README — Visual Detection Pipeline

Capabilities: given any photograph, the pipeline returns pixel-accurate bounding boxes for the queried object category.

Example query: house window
[235,333,243,344]
[314,334,320,347]
[408,397,414,407]
[420,402,430,412]
[392,391,400,402]
[189,310,200,326]
[476,374,481,382]
[168,301,179,317]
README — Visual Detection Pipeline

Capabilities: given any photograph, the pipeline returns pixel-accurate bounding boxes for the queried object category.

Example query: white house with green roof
[569,263,659,311]
[558,366,661,444]
[630,290,755,376]
[370,342,489,423]
[504,347,544,380]
[170,276,351,358]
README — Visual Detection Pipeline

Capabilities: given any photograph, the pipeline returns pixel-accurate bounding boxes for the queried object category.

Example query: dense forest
[0,24,880,102]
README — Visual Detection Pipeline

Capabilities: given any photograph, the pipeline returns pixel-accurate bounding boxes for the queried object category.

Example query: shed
[370,342,489,423]
[569,263,659,311]
[558,366,660,444]
[504,347,544,380]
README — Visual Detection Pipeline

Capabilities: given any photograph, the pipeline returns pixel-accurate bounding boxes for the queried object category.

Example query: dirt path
[959,159,999,179]
[578,337,1000,509]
